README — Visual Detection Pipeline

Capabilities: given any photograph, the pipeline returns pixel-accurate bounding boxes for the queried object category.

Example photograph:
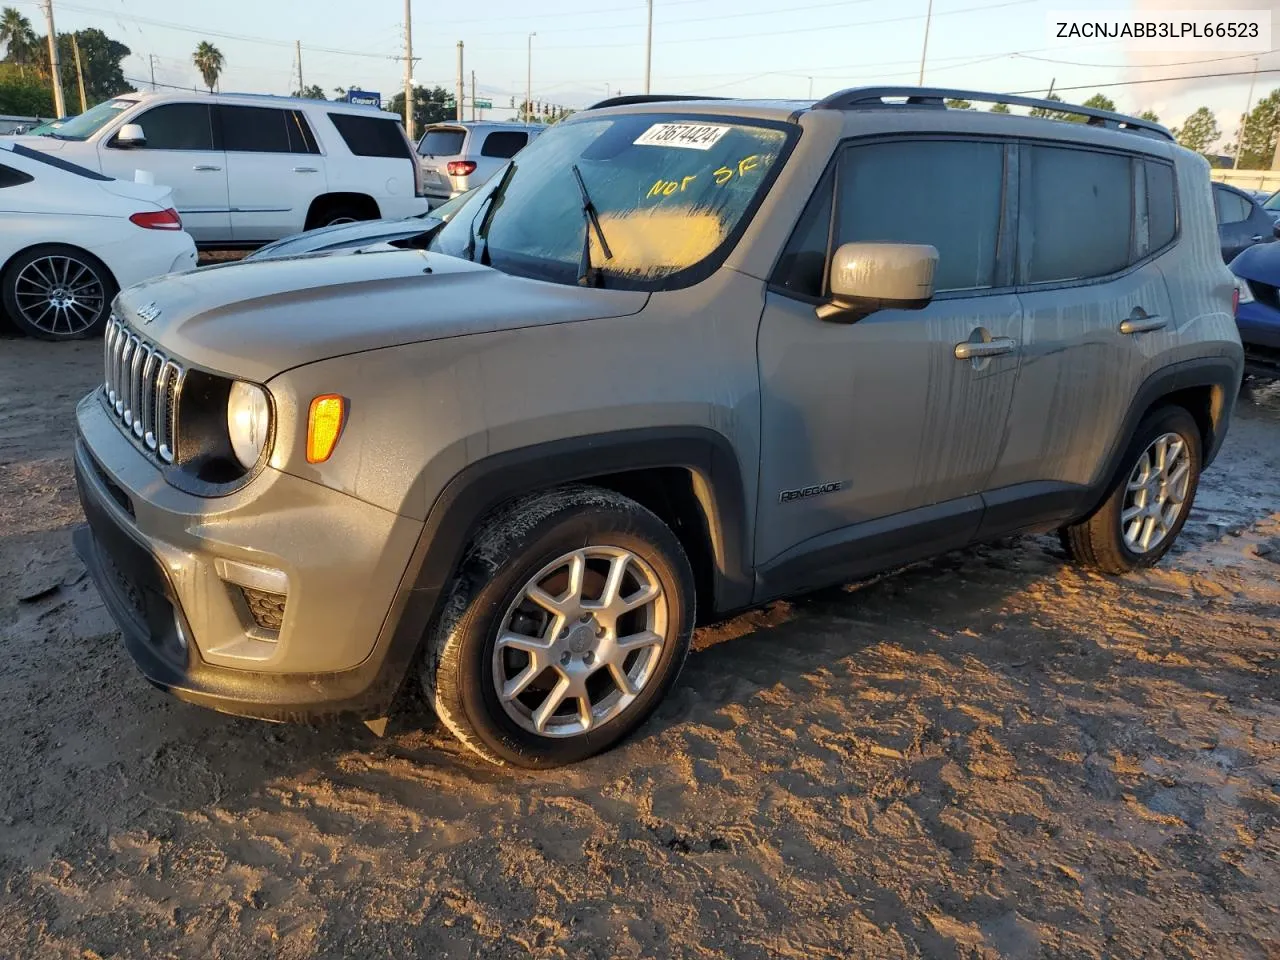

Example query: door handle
[954,337,1016,360]
[1119,312,1167,335]
[1251,234,1265,242]
[293,166,319,173]
[192,164,221,171]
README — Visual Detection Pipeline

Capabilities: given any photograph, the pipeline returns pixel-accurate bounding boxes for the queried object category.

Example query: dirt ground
[0,334,1277,960]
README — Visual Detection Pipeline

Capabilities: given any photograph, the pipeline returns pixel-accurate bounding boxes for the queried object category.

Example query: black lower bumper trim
[74,437,418,723]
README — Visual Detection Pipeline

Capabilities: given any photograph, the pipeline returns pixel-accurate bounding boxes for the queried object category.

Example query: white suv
[416,121,543,202]
[12,92,429,245]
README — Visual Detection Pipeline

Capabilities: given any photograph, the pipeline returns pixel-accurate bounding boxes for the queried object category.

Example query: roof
[113,89,398,119]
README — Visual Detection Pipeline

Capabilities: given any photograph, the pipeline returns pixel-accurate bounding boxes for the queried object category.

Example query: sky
[11,0,1280,151]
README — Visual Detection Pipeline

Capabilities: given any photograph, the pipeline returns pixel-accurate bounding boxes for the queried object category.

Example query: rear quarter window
[327,113,413,159]
[480,131,528,159]
[0,161,35,188]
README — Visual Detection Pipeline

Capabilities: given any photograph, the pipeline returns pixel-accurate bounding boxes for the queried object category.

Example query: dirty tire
[1060,405,1202,575]
[422,486,696,768]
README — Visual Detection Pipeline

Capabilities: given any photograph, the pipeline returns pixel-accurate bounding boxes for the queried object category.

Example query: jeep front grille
[103,317,184,463]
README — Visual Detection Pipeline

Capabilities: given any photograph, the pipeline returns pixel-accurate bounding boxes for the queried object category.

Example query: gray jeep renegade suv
[74,87,1243,767]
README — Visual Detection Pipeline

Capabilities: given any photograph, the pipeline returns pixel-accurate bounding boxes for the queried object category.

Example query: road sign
[474,99,493,109]
[344,89,381,108]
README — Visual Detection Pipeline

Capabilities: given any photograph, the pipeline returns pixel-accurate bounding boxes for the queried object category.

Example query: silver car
[74,88,1242,769]
[417,121,543,202]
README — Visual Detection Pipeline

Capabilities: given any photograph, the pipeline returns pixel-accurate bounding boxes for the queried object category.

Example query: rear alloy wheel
[2,245,115,341]
[1060,406,1202,574]
[423,486,695,767]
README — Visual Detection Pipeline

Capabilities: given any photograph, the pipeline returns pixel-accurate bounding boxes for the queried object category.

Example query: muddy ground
[0,335,1277,959]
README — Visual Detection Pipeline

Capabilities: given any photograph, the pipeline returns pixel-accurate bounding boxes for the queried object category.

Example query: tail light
[447,161,477,177]
[130,208,183,230]
[1232,286,1240,316]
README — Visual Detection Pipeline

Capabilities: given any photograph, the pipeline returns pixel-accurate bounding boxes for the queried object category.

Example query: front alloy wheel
[423,486,695,768]
[494,546,667,737]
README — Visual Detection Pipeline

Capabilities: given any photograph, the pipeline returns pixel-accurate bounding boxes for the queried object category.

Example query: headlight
[1235,276,1255,304]
[227,381,272,469]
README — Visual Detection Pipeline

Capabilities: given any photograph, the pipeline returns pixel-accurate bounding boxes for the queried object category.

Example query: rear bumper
[73,394,430,721]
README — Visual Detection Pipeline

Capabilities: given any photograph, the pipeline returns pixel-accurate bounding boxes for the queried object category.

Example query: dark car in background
[1213,182,1278,262]
[1230,240,1280,378]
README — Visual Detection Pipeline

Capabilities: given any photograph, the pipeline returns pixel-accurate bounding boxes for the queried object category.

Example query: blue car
[1230,241,1280,377]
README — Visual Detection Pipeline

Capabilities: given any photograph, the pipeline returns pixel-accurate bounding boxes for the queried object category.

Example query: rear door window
[219,105,319,153]
[128,103,215,151]
[328,113,412,159]
[835,139,1005,293]
[419,128,466,156]
[480,131,528,159]
[1020,145,1132,284]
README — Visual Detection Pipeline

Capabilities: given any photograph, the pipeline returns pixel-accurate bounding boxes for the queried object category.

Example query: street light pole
[918,0,933,86]
[526,32,535,123]
[643,0,653,94]
[807,76,814,99]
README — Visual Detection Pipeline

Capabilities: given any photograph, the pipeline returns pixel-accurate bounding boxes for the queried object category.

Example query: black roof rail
[586,94,728,111]
[812,86,1174,142]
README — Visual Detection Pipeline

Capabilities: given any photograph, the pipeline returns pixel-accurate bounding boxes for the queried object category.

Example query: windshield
[47,98,136,141]
[428,113,791,288]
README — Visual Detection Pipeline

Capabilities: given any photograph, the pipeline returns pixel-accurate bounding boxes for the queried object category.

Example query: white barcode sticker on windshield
[633,122,731,150]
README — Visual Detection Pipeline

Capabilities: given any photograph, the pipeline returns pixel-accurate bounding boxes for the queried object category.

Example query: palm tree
[192,41,224,93]
[0,7,39,78]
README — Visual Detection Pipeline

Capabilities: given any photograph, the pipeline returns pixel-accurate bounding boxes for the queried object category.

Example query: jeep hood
[115,250,648,382]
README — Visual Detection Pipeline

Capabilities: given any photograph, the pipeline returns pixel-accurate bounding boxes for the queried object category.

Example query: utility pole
[149,54,157,91]
[918,0,933,85]
[1272,103,1280,170]
[40,0,66,118]
[526,32,535,123]
[456,41,464,123]
[295,40,304,96]
[1232,58,1258,170]
[807,76,814,99]
[643,0,653,94]
[470,70,476,121]
[71,33,86,112]
[403,0,415,140]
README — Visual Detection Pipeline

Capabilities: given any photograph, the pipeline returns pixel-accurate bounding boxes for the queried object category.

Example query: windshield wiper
[469,163,516,264]
[571,164,613,287]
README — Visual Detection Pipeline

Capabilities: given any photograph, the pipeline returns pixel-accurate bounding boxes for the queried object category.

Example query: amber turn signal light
[306,395,346,463]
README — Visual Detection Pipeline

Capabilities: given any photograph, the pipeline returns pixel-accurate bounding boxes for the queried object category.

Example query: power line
[1005,68,1280,95]
[1015,50,1279,70]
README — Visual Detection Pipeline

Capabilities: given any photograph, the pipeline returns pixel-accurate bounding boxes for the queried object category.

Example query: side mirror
[817,242,938,323]
[115,123,146,148]
[1272,219,1280,240]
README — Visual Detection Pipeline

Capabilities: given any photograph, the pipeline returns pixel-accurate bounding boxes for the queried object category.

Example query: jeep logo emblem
[136,302,161,324]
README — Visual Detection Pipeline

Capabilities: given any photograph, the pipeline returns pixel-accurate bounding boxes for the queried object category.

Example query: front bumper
[74,392,428,721]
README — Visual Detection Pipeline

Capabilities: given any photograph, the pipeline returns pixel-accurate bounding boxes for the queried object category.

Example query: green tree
[1138,109,1159,123]
[1028,92,1073,122]
[1234,88,1279,170]
[292,83,326,99]
[944,97,972,110]
[989,102,1011,114]
[1079,92,1116,116]
[0,7,38,77]
[388,85,454,129]
[1174,106,1221,155]
[46,29,133,106]
[0,62,52,114]
[192,41,224,93]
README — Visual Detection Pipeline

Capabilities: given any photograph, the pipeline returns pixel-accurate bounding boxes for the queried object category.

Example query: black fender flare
[370,427,754,708]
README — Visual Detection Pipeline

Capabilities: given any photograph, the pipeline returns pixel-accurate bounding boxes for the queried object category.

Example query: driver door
[98,101,230,242]
[755,137,1022,594]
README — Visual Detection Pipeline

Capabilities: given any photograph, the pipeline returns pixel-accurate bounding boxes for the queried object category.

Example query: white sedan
[0,141,196,341]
